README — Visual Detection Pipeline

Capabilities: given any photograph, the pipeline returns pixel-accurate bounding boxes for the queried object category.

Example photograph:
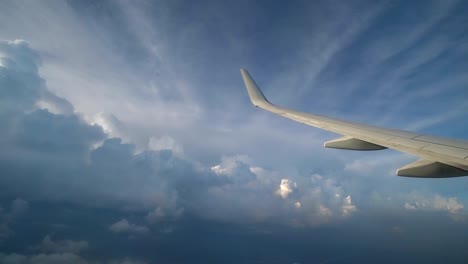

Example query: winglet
[240,68,272,109]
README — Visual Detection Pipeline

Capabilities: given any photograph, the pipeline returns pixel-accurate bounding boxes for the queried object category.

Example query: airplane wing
[240,68,468,178]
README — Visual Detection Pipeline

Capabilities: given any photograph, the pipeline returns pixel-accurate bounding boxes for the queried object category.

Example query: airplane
[240,69,468,178]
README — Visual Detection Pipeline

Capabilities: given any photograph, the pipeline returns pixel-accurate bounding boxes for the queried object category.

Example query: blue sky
[1,0,468,263]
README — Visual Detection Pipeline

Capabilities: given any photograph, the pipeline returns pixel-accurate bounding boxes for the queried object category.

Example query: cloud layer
[0,40,359,228]
[1,0,468,262]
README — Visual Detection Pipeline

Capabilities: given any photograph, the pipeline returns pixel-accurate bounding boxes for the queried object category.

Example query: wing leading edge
[240,68,468,178]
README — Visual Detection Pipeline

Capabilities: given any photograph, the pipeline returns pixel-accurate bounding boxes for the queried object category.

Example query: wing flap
[414,135,468,150]
[422,144,468,160]
[386,137,429,149]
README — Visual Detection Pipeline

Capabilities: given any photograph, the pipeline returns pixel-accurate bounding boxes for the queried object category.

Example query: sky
[0,0,468,263]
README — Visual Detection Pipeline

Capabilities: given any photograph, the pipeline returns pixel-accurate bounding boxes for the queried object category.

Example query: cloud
[319,205,332,217]
[276,179,297,199]
[146,204,184,224]
[294,201,302,209]
[341,196,357,216]
[35,235,88,254]
[0,252,146,264]
[287,174,358,226]
[88,112,126,140]
[109,219,149,235]
[0,6,465,256]
[0,40,43,114]
[211,155,252,177]
[148,135,183,155]
[109,259,148,264]
[35,90,75,116]
[0,252,88,264]
[1,232,142,264]
[404,194,464,214]
[0,1,467,263]
[0,198,29,241]
[206,157,358,226]
[0,40,217,219]
[10,198,29,216]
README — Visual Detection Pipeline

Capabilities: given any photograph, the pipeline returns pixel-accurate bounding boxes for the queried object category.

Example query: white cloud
[404,202,418,210]
[211,155,251,176]
[88,112,126,140]
[404,194,464,214]
[109,219,149,235]
[433,195,464,213]
[207,157,359,226]
[341,195,357,216]
[148,136,183,155]
[276,179,297,199]
[288,174,358,226]
[35,90,74,115]
[319,205,332,217]
[294,201,302,209]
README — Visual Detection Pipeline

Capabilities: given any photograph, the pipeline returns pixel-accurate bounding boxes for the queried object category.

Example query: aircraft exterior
[241,69,468,178]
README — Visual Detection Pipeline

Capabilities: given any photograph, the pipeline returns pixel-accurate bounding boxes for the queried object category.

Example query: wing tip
[240,68,271,108]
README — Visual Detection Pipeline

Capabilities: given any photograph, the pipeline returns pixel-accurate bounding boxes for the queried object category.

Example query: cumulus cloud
[109,219,149,235]
[0,40,43,116]
[341,196,357,216]
[88,112,126,140]
[148,135,183,155]
[275,174,359,226]
[211,155,253,177]
[319,205,332,217]
[276,179,297,199]
[404,194,464,214]
[206,157,358,226]
[0,40,360,229]
[35,90,75,115]
[0,40,196,215]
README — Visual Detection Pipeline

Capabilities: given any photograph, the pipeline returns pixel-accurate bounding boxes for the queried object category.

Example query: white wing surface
[240,69,468,178]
